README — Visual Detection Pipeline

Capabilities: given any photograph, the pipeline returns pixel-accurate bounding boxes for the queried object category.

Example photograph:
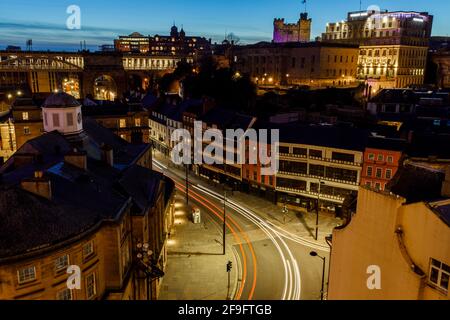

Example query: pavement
[159,193,239,300]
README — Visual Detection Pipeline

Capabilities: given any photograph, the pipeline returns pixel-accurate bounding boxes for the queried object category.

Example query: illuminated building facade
[114,26,212,57]
[235,42,359,88]
[273,13,312,43]
[322,10,434,92]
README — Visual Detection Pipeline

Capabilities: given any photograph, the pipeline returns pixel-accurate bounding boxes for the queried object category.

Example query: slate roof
[388,162,446,203]
[201,108,255,130]
[366,137,407,152]
[42,92,81,108]
[275,123,369,151]
[0,113,170,259]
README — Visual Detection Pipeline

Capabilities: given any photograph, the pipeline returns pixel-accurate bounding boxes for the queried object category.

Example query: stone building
[0,92,175,300]
[235,42,359,88]
[273,13,312,43]
[328,162,450,300]
[322,10,434,92]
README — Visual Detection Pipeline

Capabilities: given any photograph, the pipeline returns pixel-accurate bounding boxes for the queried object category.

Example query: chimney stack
[442,166,450,198]
[21,171,52,200]
[101,144,114,167]
[64,148,88,170]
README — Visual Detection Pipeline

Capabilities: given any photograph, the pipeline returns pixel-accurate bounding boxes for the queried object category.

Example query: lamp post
[135,242,165,300]
[223,190,227,255]
[310,251,326,301]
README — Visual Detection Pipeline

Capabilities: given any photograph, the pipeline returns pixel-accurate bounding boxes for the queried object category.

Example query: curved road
[153,158,330,300]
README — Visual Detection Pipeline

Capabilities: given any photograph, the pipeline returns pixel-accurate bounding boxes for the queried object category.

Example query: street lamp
[310,251,326,301]
[135,242,165,300]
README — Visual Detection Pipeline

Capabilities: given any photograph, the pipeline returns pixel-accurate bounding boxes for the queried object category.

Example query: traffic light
[227,261,233,273]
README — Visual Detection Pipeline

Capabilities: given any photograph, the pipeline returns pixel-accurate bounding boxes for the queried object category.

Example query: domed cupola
[42,92,83,135]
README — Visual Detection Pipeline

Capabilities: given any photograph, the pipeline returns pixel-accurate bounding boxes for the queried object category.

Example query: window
[135,118,141,127]
[367,166,373,177]
[366,181,372,187]
[22,112,29,121]
[56,288,73,300]
[429,259,450,292]
[17,266,36,284]
[368,153,375,161]
[24,127,30,135]
[386,169,393,180]
[332,152,355,163]
[86,273,97,299]
[83,241,94,260]
[377,154,384,162]
[66,113,74,126]
[55,254,69,272]
[387,156,394,163]
[375,182,381,190]
[119,119,126,128]
[376,168,383,179]
[52,114,60,127]
[309,149,322,159]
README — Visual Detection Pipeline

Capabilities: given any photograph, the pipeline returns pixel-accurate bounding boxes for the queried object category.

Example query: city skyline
[0,0,449,51]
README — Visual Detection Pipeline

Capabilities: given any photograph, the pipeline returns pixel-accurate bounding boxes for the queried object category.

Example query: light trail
[153,158,314,300]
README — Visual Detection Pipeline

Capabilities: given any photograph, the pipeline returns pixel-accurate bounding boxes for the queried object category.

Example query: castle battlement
[273,12,312,43]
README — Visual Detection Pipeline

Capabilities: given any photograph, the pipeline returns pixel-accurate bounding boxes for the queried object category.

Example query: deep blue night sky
[0,0,449,51]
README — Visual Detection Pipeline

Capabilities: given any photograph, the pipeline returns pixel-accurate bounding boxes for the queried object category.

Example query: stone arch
[92,75,118,101]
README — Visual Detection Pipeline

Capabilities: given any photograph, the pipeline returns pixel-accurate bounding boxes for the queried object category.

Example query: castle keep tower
[273,12,312,43]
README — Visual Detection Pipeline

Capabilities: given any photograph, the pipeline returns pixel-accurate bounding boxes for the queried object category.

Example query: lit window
[82,241,94,260]
[56,288,73,300]
[119,119,126,128]
[429,259,450,292]
[17,266,36,284]
[367,166,373,177]
[387,156,394,163]
[24,127,30,135]
[55,254,69,272]
[135,118,141,127]
[22,112,29,121]
[368,153,375,161]
[86,273,97,299]
[377,154,384,162]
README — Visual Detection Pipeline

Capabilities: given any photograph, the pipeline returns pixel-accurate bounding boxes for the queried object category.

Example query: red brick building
[361,137,406,191]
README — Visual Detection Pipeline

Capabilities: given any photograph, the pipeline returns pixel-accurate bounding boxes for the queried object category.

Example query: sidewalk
[159,193,239,300]
[154,152,342,247]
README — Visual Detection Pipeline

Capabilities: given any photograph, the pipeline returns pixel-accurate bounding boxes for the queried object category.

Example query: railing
[277,171,360,186]
[279,152,362,167]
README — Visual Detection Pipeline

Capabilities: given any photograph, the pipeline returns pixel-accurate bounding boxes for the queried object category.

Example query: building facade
[361,137,406,191]
[115,26,212,57]
[0,92,175,300]
[328,163,450,300]
[235,42,359,88]
[273,13,312,43]
[322,10,434,92]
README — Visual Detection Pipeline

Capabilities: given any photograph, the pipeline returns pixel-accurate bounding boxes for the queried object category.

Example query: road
[153,158,331,300]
